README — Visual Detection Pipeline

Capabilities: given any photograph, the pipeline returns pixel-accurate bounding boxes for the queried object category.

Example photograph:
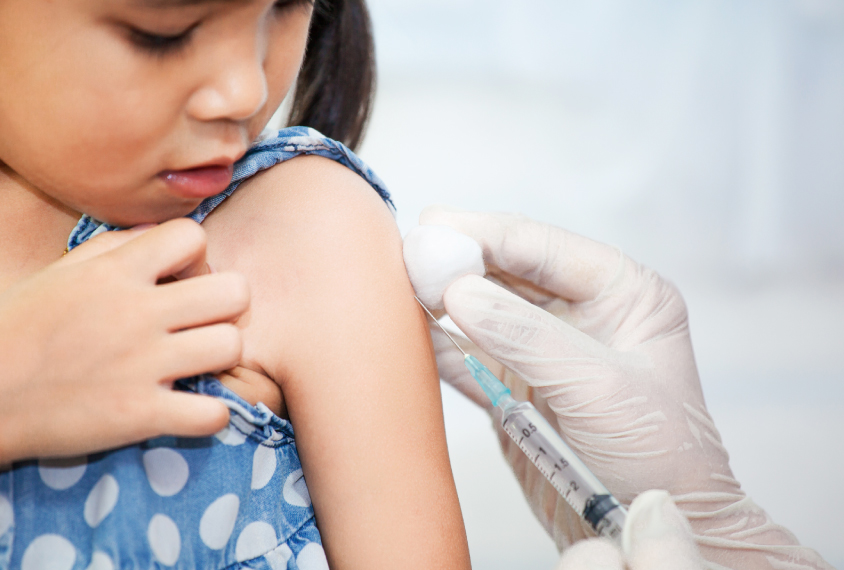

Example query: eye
[128,23,199,57]
[273,0,313,12]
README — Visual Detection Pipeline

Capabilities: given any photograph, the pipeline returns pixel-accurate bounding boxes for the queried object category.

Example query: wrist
[672,492,831,570]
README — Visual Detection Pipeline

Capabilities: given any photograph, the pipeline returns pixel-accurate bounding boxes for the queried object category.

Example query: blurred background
[356,0,844,567]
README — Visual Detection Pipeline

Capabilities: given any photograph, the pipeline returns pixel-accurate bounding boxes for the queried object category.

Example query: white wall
[357,1,844,568]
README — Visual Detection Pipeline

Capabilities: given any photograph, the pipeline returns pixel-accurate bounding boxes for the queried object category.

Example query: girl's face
[0,0,313,226]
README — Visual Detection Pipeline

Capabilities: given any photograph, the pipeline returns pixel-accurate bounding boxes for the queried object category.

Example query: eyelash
[129,0,312,57]
[128,25,197,57]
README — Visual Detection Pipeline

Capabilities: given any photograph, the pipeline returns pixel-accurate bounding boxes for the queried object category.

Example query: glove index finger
[443,274,608,387]
[420,205,622,303]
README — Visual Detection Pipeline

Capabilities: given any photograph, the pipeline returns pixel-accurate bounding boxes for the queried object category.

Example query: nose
[186,38,268,123]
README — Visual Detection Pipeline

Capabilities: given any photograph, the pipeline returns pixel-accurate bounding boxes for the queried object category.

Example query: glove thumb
[622,490,703,570]
[555,539,625,570]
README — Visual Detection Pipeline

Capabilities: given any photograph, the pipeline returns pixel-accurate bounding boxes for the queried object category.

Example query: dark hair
[287,0,376,151]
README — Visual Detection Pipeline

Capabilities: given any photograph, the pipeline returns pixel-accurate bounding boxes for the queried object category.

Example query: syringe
[418,299,627,542]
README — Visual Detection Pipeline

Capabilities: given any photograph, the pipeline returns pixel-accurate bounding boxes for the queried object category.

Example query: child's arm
[203,156,471,570]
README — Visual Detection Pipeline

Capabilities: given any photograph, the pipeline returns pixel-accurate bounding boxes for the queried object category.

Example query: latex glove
[410,206,833,570]
[0,219,247,465]
[556,490,703,570]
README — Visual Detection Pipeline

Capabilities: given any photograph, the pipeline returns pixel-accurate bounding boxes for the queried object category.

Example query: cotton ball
[403,225,485,310]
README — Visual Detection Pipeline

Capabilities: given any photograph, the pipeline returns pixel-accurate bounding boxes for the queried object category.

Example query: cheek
[7,37,190,197]
[0,28,191,222]
[258,15,312,127]
[51,35,181,169]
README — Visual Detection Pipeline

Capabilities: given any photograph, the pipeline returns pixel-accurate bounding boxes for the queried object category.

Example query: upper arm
[202,156,470,570]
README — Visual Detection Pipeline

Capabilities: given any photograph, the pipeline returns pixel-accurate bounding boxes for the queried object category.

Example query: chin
[90,201,203,228]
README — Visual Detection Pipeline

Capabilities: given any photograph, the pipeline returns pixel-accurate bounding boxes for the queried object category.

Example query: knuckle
[224,273,251,309]
[641,267,690,324]
[86,256,119,282]
[111,392,156,430]
[663,279,690,317]
[87,231,125,250]
[215,324,243,362]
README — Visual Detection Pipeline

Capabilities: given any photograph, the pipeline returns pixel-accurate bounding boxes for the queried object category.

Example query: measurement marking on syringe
[419,305,627,542]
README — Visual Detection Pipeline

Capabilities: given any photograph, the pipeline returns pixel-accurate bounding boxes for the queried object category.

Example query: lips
[159,164,234,199]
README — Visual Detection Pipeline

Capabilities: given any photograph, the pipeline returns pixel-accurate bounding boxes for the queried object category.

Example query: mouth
[158,161,235,200]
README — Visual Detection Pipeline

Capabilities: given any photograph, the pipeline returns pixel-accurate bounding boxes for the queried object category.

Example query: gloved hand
[409,206,833,570]
[556,490,702,570]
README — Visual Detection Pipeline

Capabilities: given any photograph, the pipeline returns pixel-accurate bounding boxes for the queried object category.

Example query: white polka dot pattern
[0,494,12,537]
[235,521,277,562]
[199,494,240,550]
[38,457,87,491]
[21,534,76,570]
[296,543,329,570]
[264,544,293,570]
[282,469,311,508]
[84,475,119,528]
[85,551,115,570]
[269,429,285,442]
[251,445,277,490]
[143,448,189,497]
[215,425,247,446]
[147,514,181,566]
[231,416,257,438]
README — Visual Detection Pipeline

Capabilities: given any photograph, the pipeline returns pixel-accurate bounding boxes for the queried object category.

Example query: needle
[414,296,467,356]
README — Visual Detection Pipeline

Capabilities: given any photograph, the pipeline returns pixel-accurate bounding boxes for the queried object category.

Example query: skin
[0,221,244,465]
[0,0,471,567]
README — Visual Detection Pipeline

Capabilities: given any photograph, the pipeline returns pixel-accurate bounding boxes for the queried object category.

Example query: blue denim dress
[0,127,393,570]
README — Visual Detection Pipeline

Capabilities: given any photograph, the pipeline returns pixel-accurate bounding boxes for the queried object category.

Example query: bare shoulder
[201,154,409,383]
[205,154,398,259]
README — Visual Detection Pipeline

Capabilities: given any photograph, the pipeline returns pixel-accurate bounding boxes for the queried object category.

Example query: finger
[109,218,209,281]
[157,272,250,330]
[153,391,231,437]
[420,205,623,303]
[622,490,703,570]
[443,274,608,389]
[216,367,286,419]
[555,539,625,570]
[58,224,156,266]
[158,323,243,380]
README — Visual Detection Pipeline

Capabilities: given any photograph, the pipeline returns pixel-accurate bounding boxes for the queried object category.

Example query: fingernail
[130,223,157,232]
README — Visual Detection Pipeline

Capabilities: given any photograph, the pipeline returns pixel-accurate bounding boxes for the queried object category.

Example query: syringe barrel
[498,397,626,542]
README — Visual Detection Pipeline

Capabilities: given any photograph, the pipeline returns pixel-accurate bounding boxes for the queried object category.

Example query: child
[0,0,471,568]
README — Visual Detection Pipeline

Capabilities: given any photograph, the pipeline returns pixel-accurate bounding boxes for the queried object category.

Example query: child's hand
[0,219,248,465]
